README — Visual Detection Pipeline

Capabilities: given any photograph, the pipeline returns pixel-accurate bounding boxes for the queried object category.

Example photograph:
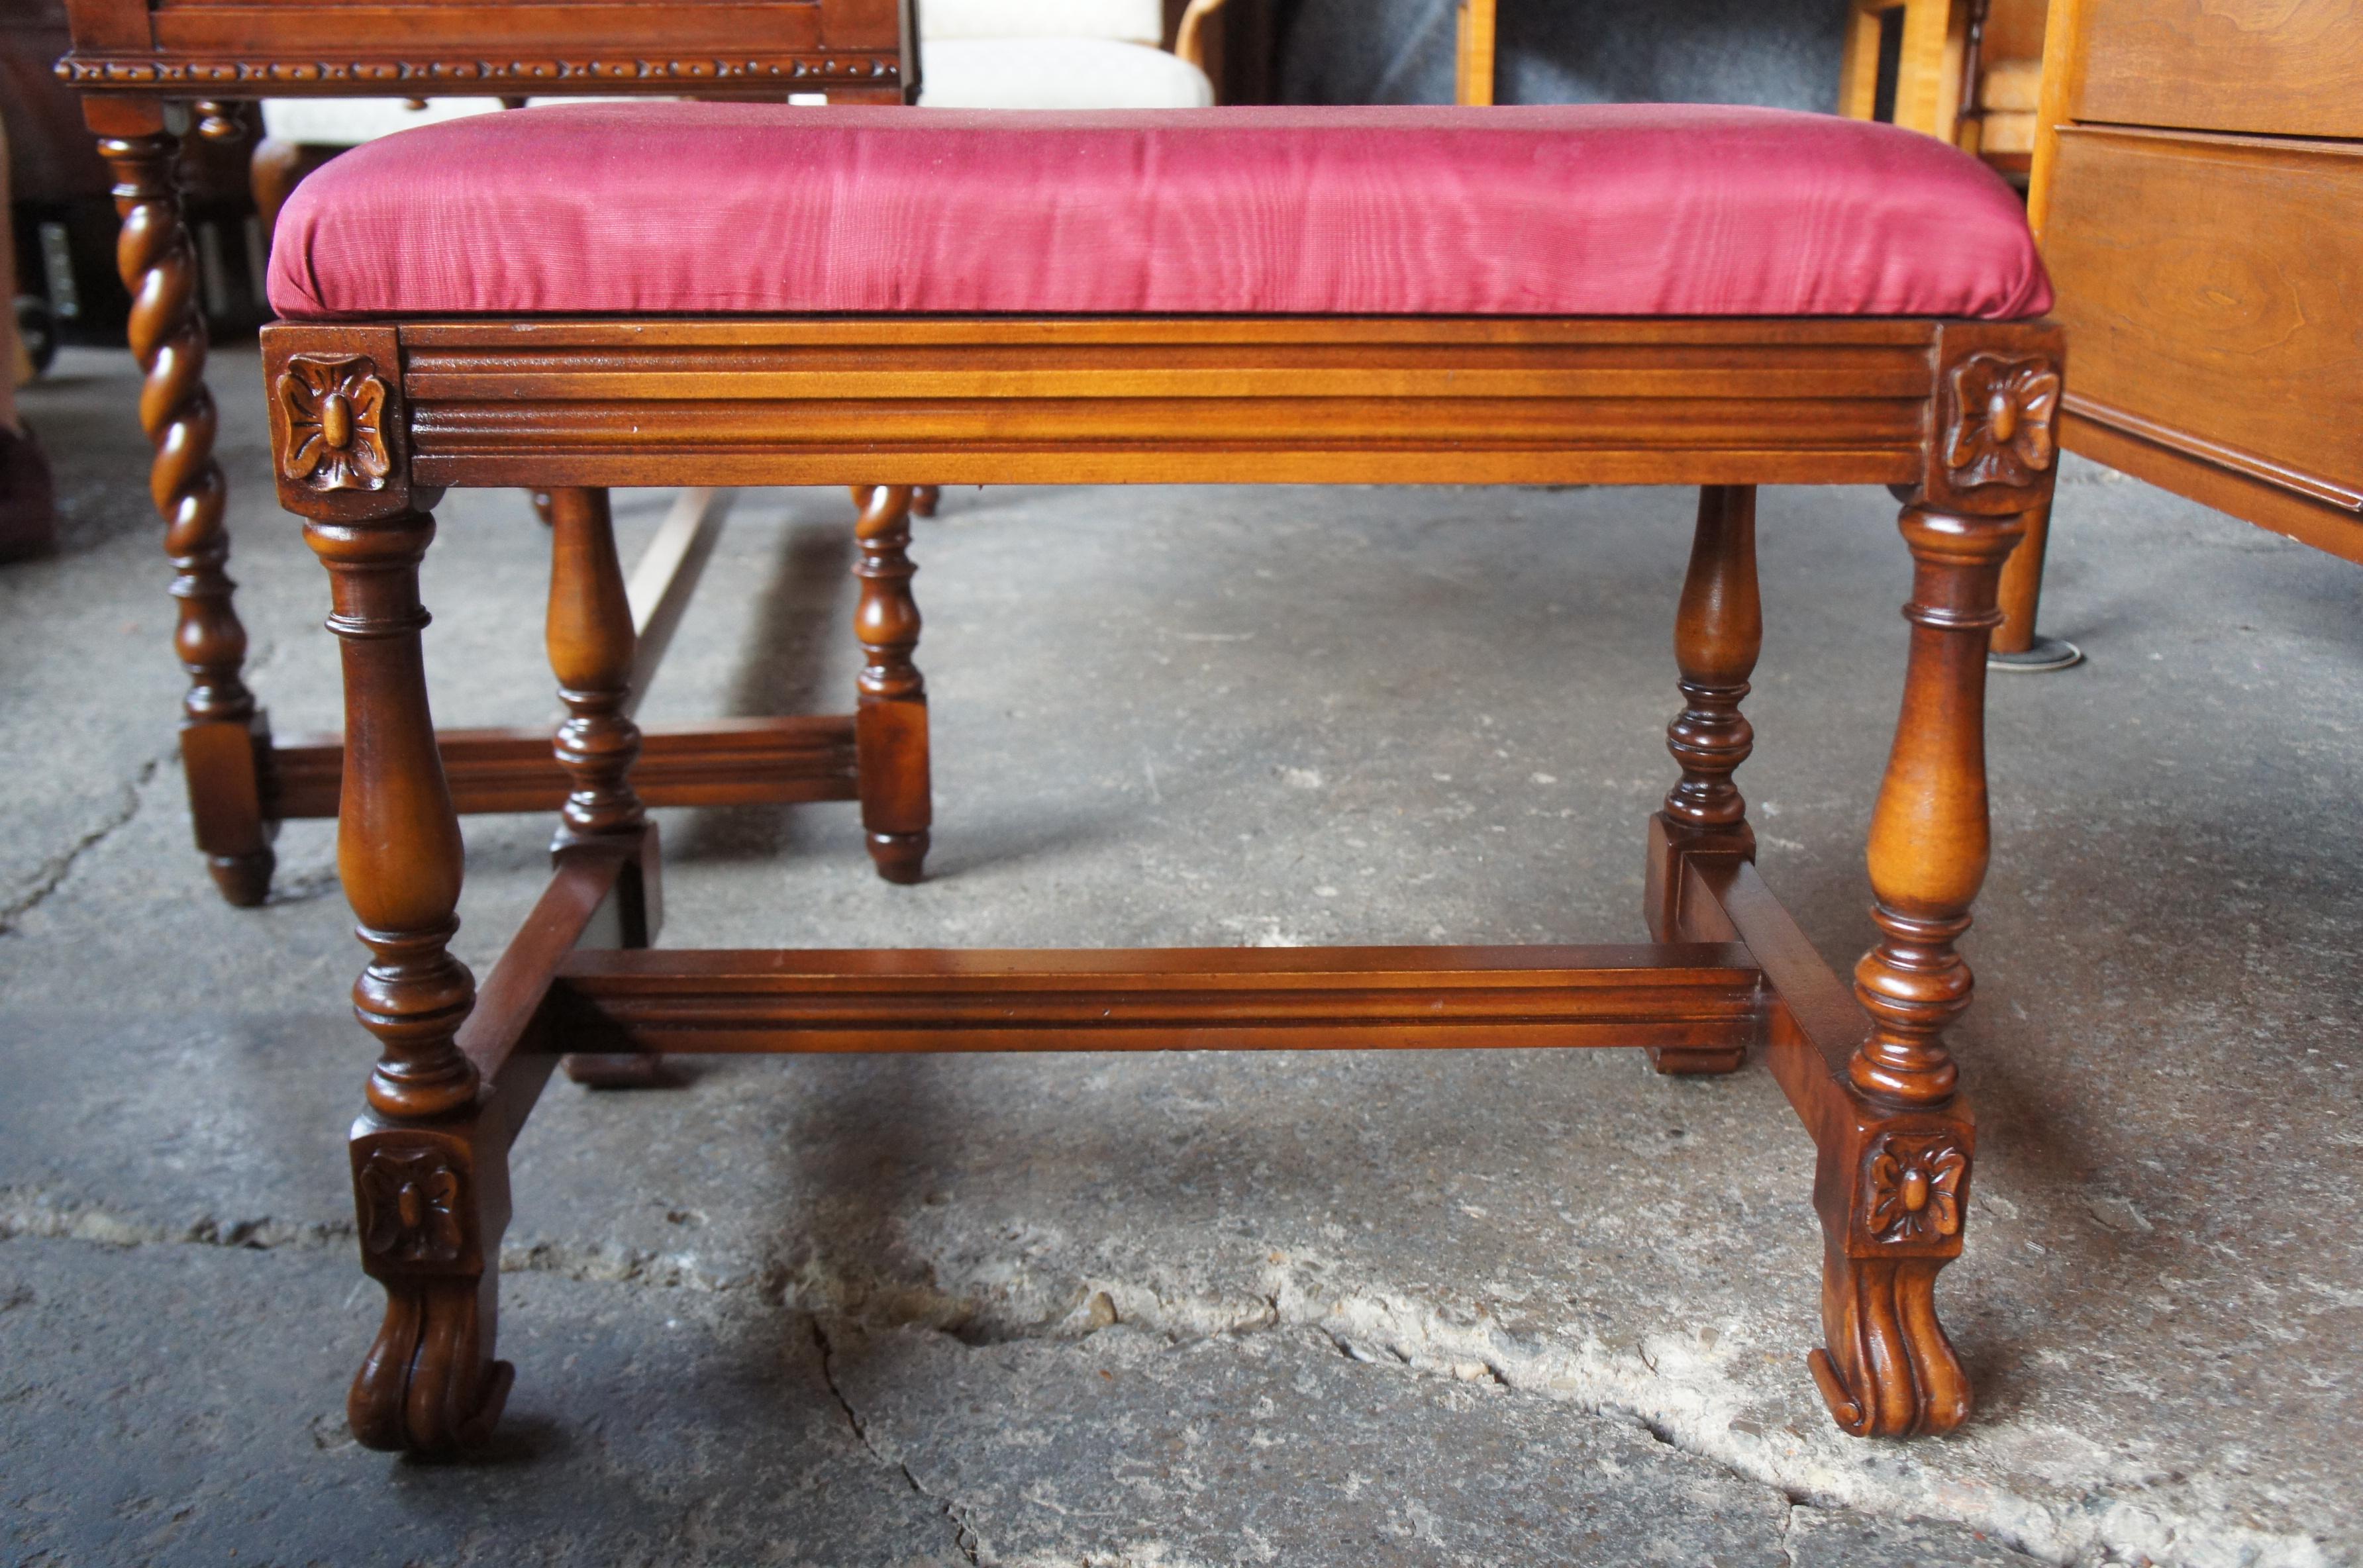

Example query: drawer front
[2042,126,2363,509]
[2070,0,2363,141]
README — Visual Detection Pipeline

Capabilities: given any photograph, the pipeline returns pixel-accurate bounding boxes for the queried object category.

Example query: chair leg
[1646,485,1760,1075]
[1989,493,2082,671]
[1807,501,2023,1440]
[545,487,670,1088]
[303,499,512,1457]
[248,136,334,250]
[100,124,275,906]
[851,485,932,885]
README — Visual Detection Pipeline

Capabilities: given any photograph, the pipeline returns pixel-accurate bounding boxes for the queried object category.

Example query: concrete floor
[3,346,2358,1567]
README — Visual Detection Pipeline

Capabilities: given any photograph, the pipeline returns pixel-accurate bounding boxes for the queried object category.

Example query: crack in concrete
[0,1193,353,1252]
[1,756,160,934]
[0,632,289,934]
[2,1204,2329,1568]
[809,1316,982,1567]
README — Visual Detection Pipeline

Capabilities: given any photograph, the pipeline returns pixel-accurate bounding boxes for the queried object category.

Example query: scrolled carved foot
[348,1277,513,1455]
[348,1118,513,1455]
[1809,1246,1970,1438]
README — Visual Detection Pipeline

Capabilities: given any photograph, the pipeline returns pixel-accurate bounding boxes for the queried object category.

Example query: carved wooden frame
[260,312,2061,1455]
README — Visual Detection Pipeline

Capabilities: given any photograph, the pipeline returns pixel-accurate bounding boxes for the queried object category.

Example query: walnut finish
[1851,505,2024,1109]
[544,487,645,846]
[1647,483,1760,1077]
[852,485,930,885]
[266,311,2058,1455]
[542,485,667,1087]
[100,123,274,905]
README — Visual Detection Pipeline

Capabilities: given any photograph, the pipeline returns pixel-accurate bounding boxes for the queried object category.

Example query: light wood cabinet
[2031,0,2363,563]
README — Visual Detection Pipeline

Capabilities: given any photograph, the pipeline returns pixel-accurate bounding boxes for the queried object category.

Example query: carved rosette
[1942,353,2060,490]
[356,1146,468,1266]
[278,354,391,493]
[1862,1132,1968,1245]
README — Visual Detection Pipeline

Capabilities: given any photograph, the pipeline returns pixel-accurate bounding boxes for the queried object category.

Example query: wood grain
[2061,409,2363,566]
[552,943,1765,1055]
[2039,125,2363,508]
[2066,0,2363,141]
[381,317,1945,491]
[270,716,859,819]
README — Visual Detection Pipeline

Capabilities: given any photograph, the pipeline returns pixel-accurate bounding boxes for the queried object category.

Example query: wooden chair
[54,0,919,923]
[256,101,2060,1457]
[1838,0,1975,144]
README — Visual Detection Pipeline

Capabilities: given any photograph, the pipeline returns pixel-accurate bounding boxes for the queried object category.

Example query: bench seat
[266,103,2050,322]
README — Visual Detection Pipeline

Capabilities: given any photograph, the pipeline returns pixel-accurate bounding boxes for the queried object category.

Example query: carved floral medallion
[1942,353,2060,489]
[277,354,391,492]
[358,1147,467,1265]
[1862,1133,1967,1244]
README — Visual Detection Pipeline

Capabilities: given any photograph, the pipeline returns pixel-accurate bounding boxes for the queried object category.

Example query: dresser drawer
[2040,126,2363,510]
[2068,0,2363,141]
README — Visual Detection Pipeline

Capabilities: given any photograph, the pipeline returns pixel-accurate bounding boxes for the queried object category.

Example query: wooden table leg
[1807,501,2023,1440]
[303,498,513,1456]
[852,484,932,884]
[94,104,275,906]
[1646,484,1760,1076]
[546,487,670,1089]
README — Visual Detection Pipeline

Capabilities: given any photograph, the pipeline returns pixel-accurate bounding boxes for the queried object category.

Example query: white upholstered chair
[917,0,1223,108]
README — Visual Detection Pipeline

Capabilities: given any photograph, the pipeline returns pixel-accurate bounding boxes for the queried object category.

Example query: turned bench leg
[546,488,668,1089]
[305,501,513,1457]
[99,120,276,906]
[852,485,932,884]
[1646,484,1760,1075]
[1807,502,2024,1439]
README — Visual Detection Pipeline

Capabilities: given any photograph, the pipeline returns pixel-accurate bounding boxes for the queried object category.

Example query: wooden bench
[258,101,2062,1455]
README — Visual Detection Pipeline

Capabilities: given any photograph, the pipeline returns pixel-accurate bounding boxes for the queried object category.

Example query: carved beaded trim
[58,56,899,88]
[1862,1132,1967,1244]
[277,354,391,493]
[356,1148,468,1265]
[1942,352,2061,490]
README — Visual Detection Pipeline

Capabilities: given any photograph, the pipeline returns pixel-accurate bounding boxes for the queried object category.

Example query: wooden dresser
[2029,0,2363,564]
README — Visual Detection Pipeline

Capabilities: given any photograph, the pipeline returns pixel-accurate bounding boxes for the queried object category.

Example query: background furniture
[923,0,1216,106]
[2028,0,2363,568]
[1456,0,1497,105]
[55,0,919,918]
[1840,0,1974,144]
[1463,0,2040,183]
[1,113,60,564]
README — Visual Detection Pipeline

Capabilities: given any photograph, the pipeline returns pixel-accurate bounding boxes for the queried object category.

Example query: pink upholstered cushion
[268,103,2050,321]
